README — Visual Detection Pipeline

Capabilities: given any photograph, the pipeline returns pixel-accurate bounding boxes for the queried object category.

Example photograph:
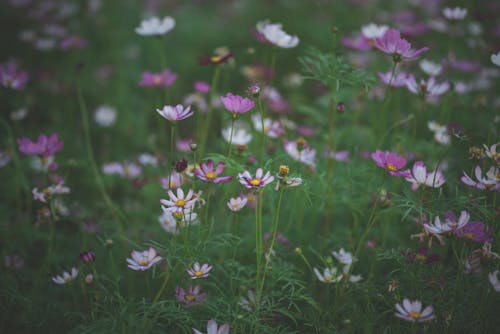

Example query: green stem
[199,67,221,156]
[227,116,236,158]
[152,269,170,303]
[257,97,266,162]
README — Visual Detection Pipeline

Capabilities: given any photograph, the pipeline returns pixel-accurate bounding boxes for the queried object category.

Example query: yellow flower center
[408,312,422,319]
[175,199,187,207]
[415,254,426,262]
[324,275,332,282]
[210,55,222,63]
[386,163,398,172]
[205,172,216,180]
[185,294,196,301]
[153,76,162,85]
[194,270,203,277]
[64,276,73,283]
[250,179,261,186]
[139,259,149,266]
[173,211,184,220]
[464,232,475,240]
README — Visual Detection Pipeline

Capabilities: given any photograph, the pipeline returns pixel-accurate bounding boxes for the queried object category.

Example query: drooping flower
[454,222,493,243]
[157,104,194,122]
[139,69,177,88]
[0,62,28,90]
[238,168,274,189]
[283,139,316,168]
[442,7,467,21]
[374,29,429,62]
[187,262,213,279]
[193,319,230,334]
[404,161,446,190]
[175,284,207,305]
[371,150,409,177]
[52,267,79,284]
[135,16,175,36]
[256,20,299,48]
[405,75,450,97]
[489,270,500,292]
[395,299,434,323]
[17,133,64,158]
[227,197,247,212]
[160,188,201,213]
[126,247,162,271]
[220,93,255,117]
[461,166,500,191]
[313,267,341,283]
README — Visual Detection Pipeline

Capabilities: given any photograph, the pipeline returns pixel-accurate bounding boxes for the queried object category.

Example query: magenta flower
[175,284,207,305]
[157,104,193,122]
[194,81,210,93]
[371,150,409,177]
[17,133,64,158]
[401,247,440,264]
[404,161,446,190]
[374,29,429,62]
[455,222,493,243]
[139,69,177,88]
[194,160,232,184]
[238,168,274,189]
[405,75,450,97]
[186,262,213,279]
[220,93,255,117]
[0,62,28,90]
[461,166,500,191]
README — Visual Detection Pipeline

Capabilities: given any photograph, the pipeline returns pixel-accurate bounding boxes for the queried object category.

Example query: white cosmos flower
[489,270,500,292]
[443,7,467,20]
[135,16,175,36]
[332,248,356,266]
[94,105,117,127]
[419,59,443,76]
[52,267,78,284]
[256,20,299,48]
[361,23,388,39]
[395,298,434,323]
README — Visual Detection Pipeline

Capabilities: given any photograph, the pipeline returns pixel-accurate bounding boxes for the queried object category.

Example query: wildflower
[32,182,71,203]
[443,7,468,21]
[324,150,350,162]
[157,104,194,122]
[238,168,274,189]
[336,102,345,113]
[283,139,316,168]
[159,208,199,234]
[419,59,443,76]
[139,69,177,88]
[194,160,233,184]
[222,121,253,147]
[198,51,233,66]
[60,36,88,50]
[0,62,28,90]
[161,188,201,214]
[138,153,158,167]
[492,52,500,67]
[388,280,398,292]
[488,270,500,292]
[52,267,79,284]
[405,161,446,190]
[483,143,500,163]
[444,210,471,230]
[239,289,257,311]
[79,250,96,264]
[313,267,341,283]
[227,197,247,211]
[193,319,230,334]
[371,150,409,177]
[361,23,389,40]
[126,247,162,271]
[4,253,24,269]
[102,161,142,179]
[220,93,255,117]
[374,29,429,62]
[135,16,175,36]
[378,71,410,87]
[423,215,453,236]
[256,20,299,48]
[194,81,210,93]
[454,222,493,243]
[17,133,64,158]
[339,265,363,283]
[161,172,184,189]
[332,248,357,266]
[461,166,500,191]
[401,247,440,264]
[251,114,285,138]
[187,262,213,279]
[175,158,188,173]
[175,284,207,305]
[395,299,434,323]
[84,274,93,285]
[406,75,450,97]
[428,121,450,145]
[94,105,117,127]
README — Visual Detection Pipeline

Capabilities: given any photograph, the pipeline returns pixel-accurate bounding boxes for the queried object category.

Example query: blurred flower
[135,16,175,36]
[94,105,117,127]
[488,270,500,292]
[198,51,233,66]
[138,153,158,166]
[483,143,500,163]
[428,121,450,145]
[227,197,247,211]
[102,161,142,179]
[455,222,493,243]
[378,71,410,87]
[314,267,341,283]
[79,250,96,264]
[332,248,356,266]
[401,247,440,264]
[161,171,184,189]
[139,69,177,88]
[0,62,28,90]
[194,80,210,93]
[395,299,434,323]
[419,59,443,76]
[160,188,201,213]
[84,274,93,284]
[194,160,232,184]
[361,23,388,40]
[52,267,79,284]
[371,150,409,177]
[222,121,253,146]
[238,168,274,189]
[0,150,11,168]
[405,161,446,190]
[175,284,207,305]
[492,52,500,67]
[461,166,500,191]
[406,75,450,97]
[443,7,467,20]
[175,158,188,173]
[283,139,316,169]
[256,20,299,48]
[239,289,257,311]
[193,319,230,334]
[10,108,28,121]
[374,29,429,62]
[157,104,193,122]
[324,150,350,162]
[60,36,88,50]
[126,247,162,271]
[187,262,213,279]
[17,133,63,158]
[251,114,285,138]
[32,181,70,203]
[4,253,24,269]
[220,93,254,117]
[339,264,363,283]
[159,208,199,234]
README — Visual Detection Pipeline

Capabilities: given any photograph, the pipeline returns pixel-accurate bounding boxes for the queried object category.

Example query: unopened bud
[294,247,302,255]
[85,274,94,284]
[190,143,198,152]
[336,102,345,114]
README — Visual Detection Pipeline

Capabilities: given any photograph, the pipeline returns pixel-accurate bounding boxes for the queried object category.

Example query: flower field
[1,1,500,333]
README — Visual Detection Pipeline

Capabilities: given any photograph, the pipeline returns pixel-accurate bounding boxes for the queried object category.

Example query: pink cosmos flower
[0,62,28,90]
[193,319,230,334]
[378,71,410,87]
[405,161,446,190]
[175,284,207,305]
[238,168,274,189]
[220,93,255,116]
[157,104,193,122]
[126,247,162,271]
[194,160,232,184]
[374,29,429,62]
[455,222,493,243]
[17,133,64,158]
[227,196,247,211]
[371,150,409,177]
[194,81,210,93]
[405,75,450,97]
[139,69,177,88]
[324,150,350,162]
[186,262,213,279]
[461,166,500,191]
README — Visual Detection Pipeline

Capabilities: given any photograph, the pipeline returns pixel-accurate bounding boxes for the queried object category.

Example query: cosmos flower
[139,69,177,88]
[239,289,257,312]
[378,71,410,87]
[94,105,117,127]
[161,171,185,189]
[428,121,450,145]
[251,114,285,138]
[401,247,440,264]
[160,188,201,213]
[461,166,500,191]
[0,61,28,90]
[454,222,493,243]
[157,104,194,122]
[374,29,429,62]
[194,160,232,184]
[193,319,230,334]
[395,299,434,323]
[492,52,500,67]
[32,181,70,203]
[79,250,96,264]
[220,93,255,117]
[256,20,299,48]
[102,161,142,179]
[135,16,175,36]
[126,247,162,271]
[17,133,64,158]
[198,51,233,66]
[175,284,207,305]
[339,264,363,283]
[52,267,79,284]
[405,75,450,97]
[488,270,500,292]
[222,121,253,146]
[227,197,247,211]
[313,267,341,283]
[283,139,316,168]
[332,248,357,266]
[361,23,389,40]
[371,150,409,177]
[238,168,274,189]
[442,7,467,20]
[60,36,88,50]
[419,59,443,76]
[404,161,446,190]
[187,262,213,279]
[159,208,199,234]
[483,143,500,163]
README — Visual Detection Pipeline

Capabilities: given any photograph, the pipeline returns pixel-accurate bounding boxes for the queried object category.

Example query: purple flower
[175,284,207,305]
[221,93,255,116]
[371,150,409,177]
[194,160,233,184]
[157,104,194,122]
[374,29,429,62]
[405,75,450,97]
[79,250,96,264]
[17,133,64,158]
[404,161,446,190]
[455,222,493,243]
[0,62,28,90]
[324,150,350,162]
[378,71,410,87]
[401,247,440,264]
[139,69,177,88]
[194,81,210,93]
[461,166,500,191]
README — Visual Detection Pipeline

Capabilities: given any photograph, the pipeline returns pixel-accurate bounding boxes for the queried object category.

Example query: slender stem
[199,67,221,156]
[168,123,176,189]
[257,97,266,162]
[227,116,236,158]
[255,191,263,302]
[152,269,170,303]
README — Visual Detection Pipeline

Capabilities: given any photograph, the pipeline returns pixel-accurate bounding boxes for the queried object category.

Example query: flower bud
[279,165,289,178]
[79,250,96,264]
[336,102,345,114]
[85,274,94,284]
